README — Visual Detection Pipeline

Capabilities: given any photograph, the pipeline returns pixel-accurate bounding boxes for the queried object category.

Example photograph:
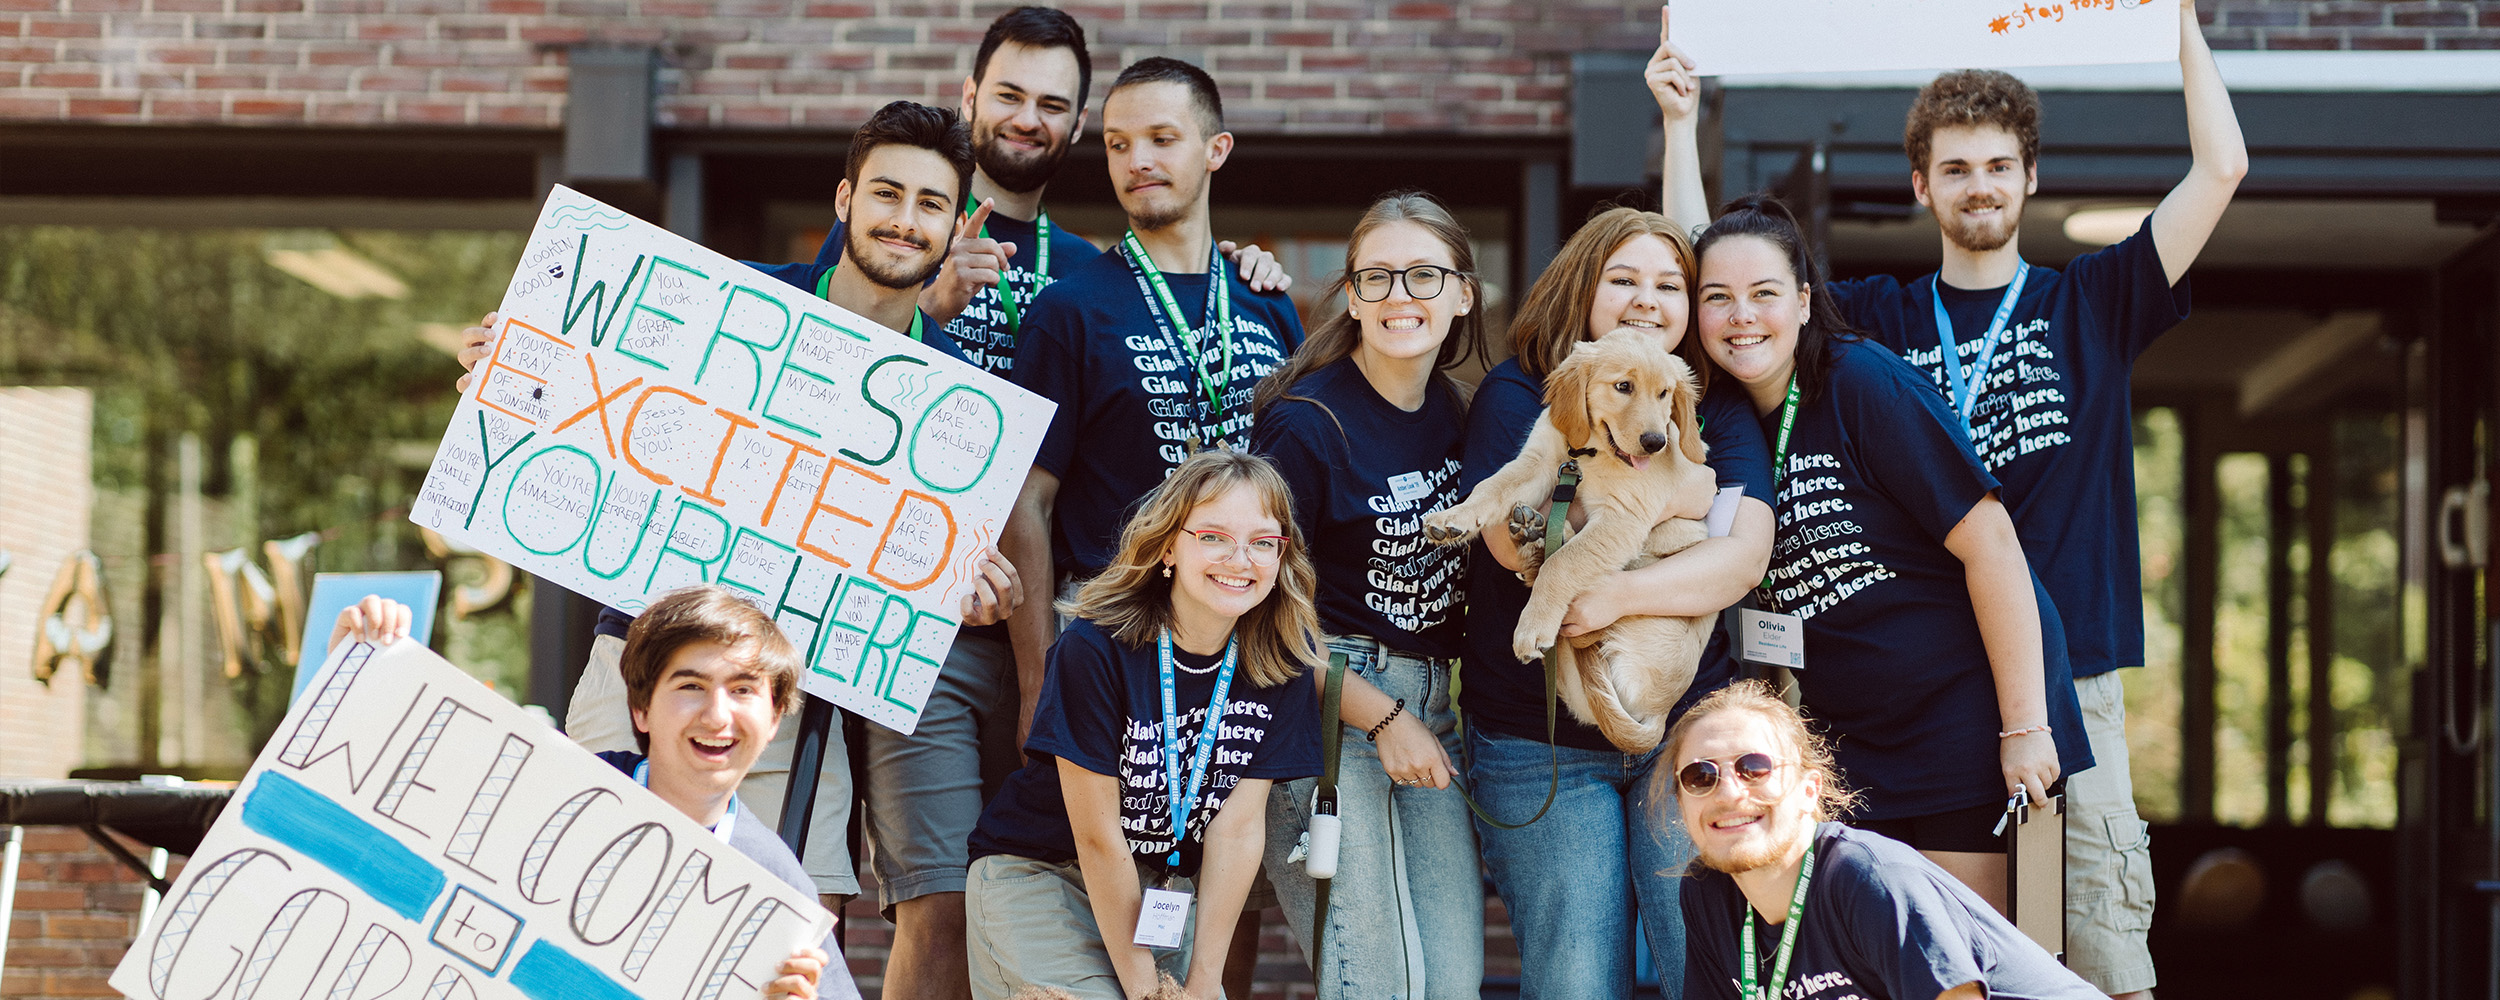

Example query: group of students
[432,2,2247,998]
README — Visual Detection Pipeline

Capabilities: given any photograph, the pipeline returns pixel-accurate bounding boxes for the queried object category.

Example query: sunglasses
[1676,753,1790,796]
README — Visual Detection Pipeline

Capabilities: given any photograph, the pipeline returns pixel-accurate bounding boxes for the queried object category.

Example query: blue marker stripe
[241,770,447,921]
[510,940,640,1000]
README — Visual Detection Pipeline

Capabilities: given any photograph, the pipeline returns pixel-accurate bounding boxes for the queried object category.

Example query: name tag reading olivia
[1134,887,1193,949]
[1737,608,1806,669]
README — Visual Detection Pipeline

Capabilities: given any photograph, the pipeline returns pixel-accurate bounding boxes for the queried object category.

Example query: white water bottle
[1305,797,1341,880]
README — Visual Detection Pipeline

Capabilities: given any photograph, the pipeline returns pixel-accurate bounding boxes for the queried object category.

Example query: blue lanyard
[632,758,738,840]
[1928,261,2031,428]
[1156,628,1238,870]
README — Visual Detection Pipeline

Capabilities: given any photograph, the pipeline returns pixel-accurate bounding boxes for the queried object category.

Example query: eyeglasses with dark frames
[1675,752,1792,796]
[1350,265,1467,303]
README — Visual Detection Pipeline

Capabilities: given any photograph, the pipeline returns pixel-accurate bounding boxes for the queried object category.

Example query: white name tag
[1133,887,1193,949]
[1737,608,1806,669]
[1388,471,1430,504]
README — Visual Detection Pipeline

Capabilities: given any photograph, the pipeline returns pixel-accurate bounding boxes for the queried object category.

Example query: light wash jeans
[1264,636,1483,1000]
[1467,726,1694,1000]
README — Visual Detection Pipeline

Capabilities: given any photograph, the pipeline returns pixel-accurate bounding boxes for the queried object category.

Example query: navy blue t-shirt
[966,618,1322,878]
[1830,219,2189,679]
[1457,356,1775,753]
[1013,249,1306,578]
[1756,339,2091,820]
[1681,823,2104,1000]
[1250,358,1468,659]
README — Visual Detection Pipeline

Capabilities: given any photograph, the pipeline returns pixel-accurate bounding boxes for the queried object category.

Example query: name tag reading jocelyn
[1134,887,1193,949]
[1737,607,1806,669]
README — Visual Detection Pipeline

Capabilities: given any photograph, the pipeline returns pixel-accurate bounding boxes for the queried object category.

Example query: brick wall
[0,0,1665,132]
[0,388,93,782]
[2200,0,2500,49]
[0,827,163,1000]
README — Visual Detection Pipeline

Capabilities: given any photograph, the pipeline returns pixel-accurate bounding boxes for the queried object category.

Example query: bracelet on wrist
[1365,699,1406,743]
[1998,723,2051,739]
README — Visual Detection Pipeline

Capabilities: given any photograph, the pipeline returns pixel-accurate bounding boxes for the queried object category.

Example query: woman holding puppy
[1246,191,1486,999]
[1688,195,2092,911]
[1459,207,1778,996]
[962,449,1323,1000]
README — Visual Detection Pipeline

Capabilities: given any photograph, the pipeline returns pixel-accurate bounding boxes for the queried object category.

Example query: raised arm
[1058,758,1165,999]
[2150,0,2249,285]
[1650,5,1711,233]
[1941,493,2057,806]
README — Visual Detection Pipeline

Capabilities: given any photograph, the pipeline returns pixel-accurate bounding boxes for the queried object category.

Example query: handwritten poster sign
[409,186,1054,733]
[1677,0,2180,78]
[110,640,835,1000]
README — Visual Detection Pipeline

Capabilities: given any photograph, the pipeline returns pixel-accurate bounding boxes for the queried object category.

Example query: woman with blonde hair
[1461,206,1778,999]
[964,448,1324,1000]
[1249,191,1486,998]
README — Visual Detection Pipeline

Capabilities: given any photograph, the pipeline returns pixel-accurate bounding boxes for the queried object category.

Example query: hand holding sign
[1647,7,1699,124]
[1673,0,2180,78]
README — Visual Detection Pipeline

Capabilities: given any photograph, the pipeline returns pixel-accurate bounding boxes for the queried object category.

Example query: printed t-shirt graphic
[1827,218,2190,680]
[1251,357,1468,659]
[1746,340,2090,820]
[743,215,1103,377]
[966,618,1323,876]
[1679,823,2107,1000]
[1457,356,1775,753]
[1012,247,1306,579]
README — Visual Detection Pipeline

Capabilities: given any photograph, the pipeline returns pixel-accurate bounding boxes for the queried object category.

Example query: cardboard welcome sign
[110,639,835,1000]
[1677,0,2181,77]
[409,186,1053,734]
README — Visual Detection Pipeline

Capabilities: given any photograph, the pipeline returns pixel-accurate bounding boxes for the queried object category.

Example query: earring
[1162,565,1173,578]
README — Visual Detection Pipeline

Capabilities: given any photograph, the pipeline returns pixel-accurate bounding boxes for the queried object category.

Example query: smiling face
[1676,708,1822,875]
[630,639,781,820]
[1585,234,1690,352]
[1103,80,1230,233]
[963,41,1086,195]
[1697,234,1809,396]
[1912,123,2037,255]
[1349,220,1473,369]
[836,143,959,290]
[1161,481,1284,644]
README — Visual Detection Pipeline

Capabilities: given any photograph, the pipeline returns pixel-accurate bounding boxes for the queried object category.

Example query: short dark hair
[973,6,1092,110]
[1904,69,2042,173]
[1107,56,1223,136]
[846,100,976,210]
[619,586,803,752]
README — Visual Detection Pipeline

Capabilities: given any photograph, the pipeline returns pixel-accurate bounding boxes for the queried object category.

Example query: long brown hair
[1060,448,1321,688]
[1251,191,1487,423]
[1508,207,1705,389]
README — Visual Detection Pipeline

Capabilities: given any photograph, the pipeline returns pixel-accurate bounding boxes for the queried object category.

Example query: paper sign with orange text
[1677,0,2180,77]
[409,186,1053,734]
[110,639,835,1000]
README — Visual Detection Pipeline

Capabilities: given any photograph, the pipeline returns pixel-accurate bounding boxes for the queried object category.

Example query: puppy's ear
[1544,347,1596,448]
[1670,358,1708,466]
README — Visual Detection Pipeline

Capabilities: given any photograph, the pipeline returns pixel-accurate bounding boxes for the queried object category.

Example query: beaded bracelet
[1365,698,1407,743]
[1998,724,2052,739]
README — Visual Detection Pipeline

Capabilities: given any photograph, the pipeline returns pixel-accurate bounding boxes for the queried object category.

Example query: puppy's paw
[1421,506,1484,545]
[1506,503,1546,549]
[1513,614,1561,664]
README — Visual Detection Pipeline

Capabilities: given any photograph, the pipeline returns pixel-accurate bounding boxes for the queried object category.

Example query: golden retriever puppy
[1423,328,1713,753]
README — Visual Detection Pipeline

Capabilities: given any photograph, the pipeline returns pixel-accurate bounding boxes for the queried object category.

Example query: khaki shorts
[964,854,1201,1000]
[566,632,860,897]
[2063,670,2157,994]
[862,632,1022,912]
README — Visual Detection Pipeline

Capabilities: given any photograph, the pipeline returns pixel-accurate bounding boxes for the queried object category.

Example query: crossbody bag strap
[1310,651,1347,968]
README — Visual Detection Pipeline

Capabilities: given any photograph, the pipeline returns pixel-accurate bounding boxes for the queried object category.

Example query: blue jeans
[1467,726,1693,1000]
[1265,637,1483,999]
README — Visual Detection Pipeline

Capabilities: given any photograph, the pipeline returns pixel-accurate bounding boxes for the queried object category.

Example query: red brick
[358,19,426,39]
[354,68,429,90]
[41,972,122,998]
[1215,53,1288,72]
[440,22,507,39]
[308,44,377,64]
[1266,81,1336,99]
[132,70,186,87]
[271,69,350,88]
[1138,1,1206,16]
[30,68,100,86]
[4,943,87,967]
[45,912,134,937]
[309,97,385,121]
[438,69,509,90]
[518,23,587,43]
[1298,51,1365,72]
[887,0,959,14]
[764,76,843,94]
[723,103,791,125]
[0,0,62,9]
[813,51,870,70]
[228,46,298,63]
[152,45,218,63]
[1265,29,1335,46]
[2261,32,2343,48]
[193,69,264,87]
[476,99,553,124]
[395,98,468,121]
[148,97,225,116]
[8,887,88,911]
[28,18,104,36]
[2310,9,2383,26]
[2352,32,2429,48]
[802,1,868,13]
[72,0,142,10]
[1435,82,1502,101]
[231,97,304,115]
[725,52,791,69]
[1391,0,1455,17]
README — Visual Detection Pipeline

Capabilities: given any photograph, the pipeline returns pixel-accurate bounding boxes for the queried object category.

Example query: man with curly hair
[1663,2,2245,996]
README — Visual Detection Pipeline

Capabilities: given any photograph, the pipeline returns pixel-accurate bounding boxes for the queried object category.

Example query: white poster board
[409,186,1054,734]
[110,640,834,1000]
[1677,0,2180,78]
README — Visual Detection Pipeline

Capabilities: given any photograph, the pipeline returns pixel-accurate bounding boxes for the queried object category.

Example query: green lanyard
[966,203,1051,336]
[1757,376,1801,600]
[1738,839,1817,1000]
[1117,230,1235,438]
[817,266,926,342]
